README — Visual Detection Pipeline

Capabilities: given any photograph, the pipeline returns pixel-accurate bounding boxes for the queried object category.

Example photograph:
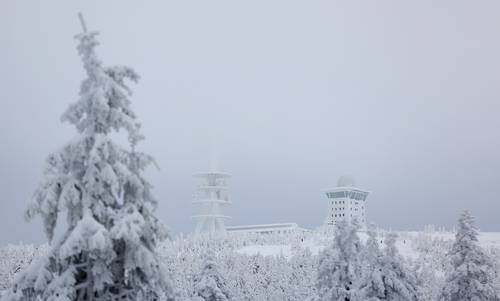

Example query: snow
[237,240,324,258]
[238,244,294,257]
[1,226,500,300]
[236,231,500,260]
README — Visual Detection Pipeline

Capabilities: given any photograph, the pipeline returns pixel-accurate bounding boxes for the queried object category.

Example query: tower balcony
[196,185,229,190]
[191,214,232,219]
[192,199,232,205]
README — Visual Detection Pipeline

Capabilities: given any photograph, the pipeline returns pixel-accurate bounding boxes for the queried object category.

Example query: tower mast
[192,161,231,237]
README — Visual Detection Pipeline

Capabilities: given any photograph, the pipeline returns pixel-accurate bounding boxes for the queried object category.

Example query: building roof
[226,223,308,233]
[337,175,356,187]
[323,175,370,193]
[323,187,370,193]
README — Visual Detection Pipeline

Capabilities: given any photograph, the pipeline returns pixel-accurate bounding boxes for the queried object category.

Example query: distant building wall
[226,223,308,235]
[324,177,369,228]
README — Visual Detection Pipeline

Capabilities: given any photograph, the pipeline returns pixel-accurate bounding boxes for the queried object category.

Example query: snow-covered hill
[237,231,500,259]
[2,228,499,300]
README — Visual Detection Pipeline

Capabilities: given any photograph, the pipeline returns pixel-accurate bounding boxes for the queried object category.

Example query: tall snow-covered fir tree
[414,256,442,301]
[357,226,385,301]
[193,252,229,301]
[440,211,499,301]
[316,220,362,301]
[379,233,418,301]
[289,247,316,301]
[2,15,175,301]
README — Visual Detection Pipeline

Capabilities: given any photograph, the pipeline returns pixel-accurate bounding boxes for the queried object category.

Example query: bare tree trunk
[87,255,94,301]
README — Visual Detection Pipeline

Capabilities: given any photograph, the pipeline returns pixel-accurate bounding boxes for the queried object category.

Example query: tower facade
[192,170,231,237]
[324,176,369,228]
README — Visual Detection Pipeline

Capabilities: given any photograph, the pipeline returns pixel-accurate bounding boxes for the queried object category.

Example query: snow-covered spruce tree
[2,15,174,301]
[440,211,499,301]
[357,226,384,301]
[414,257,442,301]
[289,247,316,301]
[193,252,229,301]
[316,220,362,301]
[379,233,418,301]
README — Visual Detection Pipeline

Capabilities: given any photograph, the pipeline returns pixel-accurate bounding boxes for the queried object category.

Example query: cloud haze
[1,1,499,244]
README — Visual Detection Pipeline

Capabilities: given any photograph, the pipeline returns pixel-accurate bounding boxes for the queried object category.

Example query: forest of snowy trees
[0,16,499,301]
[1,212,500,300]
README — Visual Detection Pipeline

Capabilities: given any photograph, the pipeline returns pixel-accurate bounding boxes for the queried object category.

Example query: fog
[1,1,499,245]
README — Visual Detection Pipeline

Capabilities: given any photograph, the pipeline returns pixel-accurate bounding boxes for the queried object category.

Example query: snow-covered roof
[322,187,370,194]
[322,175,370,193]
[337,175,356,187]
[226,223,308,233]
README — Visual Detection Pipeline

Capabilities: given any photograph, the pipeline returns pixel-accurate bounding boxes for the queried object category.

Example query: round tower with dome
[323,176,370,228]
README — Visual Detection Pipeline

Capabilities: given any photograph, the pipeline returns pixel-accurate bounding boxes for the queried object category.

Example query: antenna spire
[209,136,218,171]
[78,12,88,33]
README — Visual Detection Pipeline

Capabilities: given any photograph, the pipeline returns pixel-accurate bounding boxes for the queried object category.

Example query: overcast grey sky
[1,1,499,245]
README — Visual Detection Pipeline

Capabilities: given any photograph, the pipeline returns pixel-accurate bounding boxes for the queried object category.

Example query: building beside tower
[324,176,369,228]
[226,223,307,235]
[191,168,370,237]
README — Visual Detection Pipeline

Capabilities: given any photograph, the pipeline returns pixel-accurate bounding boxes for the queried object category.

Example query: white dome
[337,175,356,187]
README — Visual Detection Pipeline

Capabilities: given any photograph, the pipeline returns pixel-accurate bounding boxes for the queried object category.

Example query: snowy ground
[237,231,500,260]
[1,229,499,299]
